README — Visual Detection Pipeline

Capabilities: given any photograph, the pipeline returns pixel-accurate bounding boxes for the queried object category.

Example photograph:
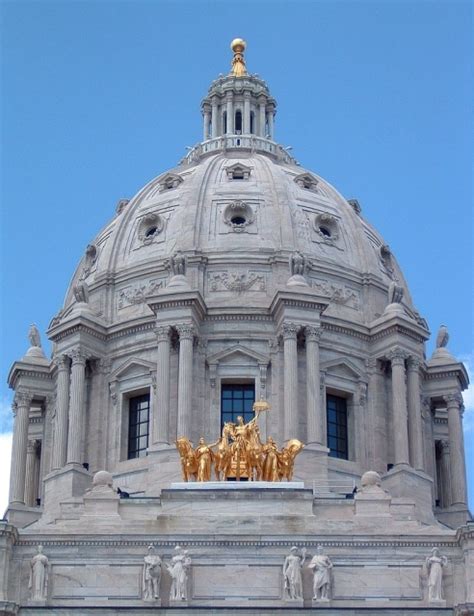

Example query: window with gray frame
[326,394,348,459]
[127,393,150,459]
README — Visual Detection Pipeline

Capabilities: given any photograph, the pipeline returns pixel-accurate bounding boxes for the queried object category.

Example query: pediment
[109,357,155,382]
[321,359,363,380]
[207,344,269,367]
[225,162,252,180]
[158,173,183,192]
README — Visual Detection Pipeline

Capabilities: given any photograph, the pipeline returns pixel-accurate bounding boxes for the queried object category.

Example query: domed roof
[57,41,418,329]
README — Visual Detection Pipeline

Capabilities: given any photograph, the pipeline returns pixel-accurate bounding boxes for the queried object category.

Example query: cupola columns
[406,356,424,471]
[282,323,299,442]
[51,354,70,470]
[388,348,410,466]
[306,326,323,445]
[66,349,88,466]
[154,326,171,445]
[444,393,468,506]
[9,391,33,505]
[176,324,195,438]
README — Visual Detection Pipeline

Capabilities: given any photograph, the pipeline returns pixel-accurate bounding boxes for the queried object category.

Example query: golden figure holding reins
[176,399,303,482]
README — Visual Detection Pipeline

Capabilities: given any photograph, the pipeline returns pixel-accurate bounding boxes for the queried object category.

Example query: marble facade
[1,40,472,615]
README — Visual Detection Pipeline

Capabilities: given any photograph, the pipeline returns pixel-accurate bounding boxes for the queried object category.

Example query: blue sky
[1,0,472,512]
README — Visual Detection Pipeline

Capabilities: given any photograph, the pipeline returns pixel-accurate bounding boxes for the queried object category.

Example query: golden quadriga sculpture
[176,401,304,482]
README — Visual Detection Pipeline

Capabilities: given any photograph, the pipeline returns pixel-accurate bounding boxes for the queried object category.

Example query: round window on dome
[231,216,246,226]
[319,226,331,238]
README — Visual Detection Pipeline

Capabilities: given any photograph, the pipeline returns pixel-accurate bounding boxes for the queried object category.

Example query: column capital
[281,322,300,340]
[53,353,70,371]
[387,347,408,366]
[14,390,34,407]
[27,439,40,454]
[406,355,422,371]
[439,439,450,454]
[176,323,195,340]
[156,325,171,343]
[305,325,323,342]
[68,347,89,366]
[444,392,463,409]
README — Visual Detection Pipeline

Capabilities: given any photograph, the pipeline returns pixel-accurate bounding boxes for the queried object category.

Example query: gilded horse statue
[212,423,234,481]
[176,437,198,482]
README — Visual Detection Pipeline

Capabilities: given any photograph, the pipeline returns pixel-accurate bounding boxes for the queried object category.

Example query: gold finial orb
[231,38,246,53]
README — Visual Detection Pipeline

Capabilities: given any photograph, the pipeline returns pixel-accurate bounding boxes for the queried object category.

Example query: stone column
[282,322,299,442]
[366,358,387,474]
[406,356,424,470]
[439,440,451,508]
[202,107,210,141]
[176,324,195,438]
[154,325,171,445]
[24,440,39,507]
[66,348,88,466]
[444,393,468,506]
[226,93,234,134]
[267,106,274,139]
[9,391,33,505]
[243,92,251,134]
[51,354,70,470]
[388,347,410,466]
[211,97,218,138]
[306,326,323,444]
[259,98,266,136]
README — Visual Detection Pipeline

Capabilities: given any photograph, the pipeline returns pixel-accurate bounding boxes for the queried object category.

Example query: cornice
[49,322,107,343]
[371,323,427,344]
[16,537,458,549]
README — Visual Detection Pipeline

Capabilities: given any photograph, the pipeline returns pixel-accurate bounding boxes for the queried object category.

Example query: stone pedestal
[43,465,91,521]
[382,465,434,524]
[312,598,331,607]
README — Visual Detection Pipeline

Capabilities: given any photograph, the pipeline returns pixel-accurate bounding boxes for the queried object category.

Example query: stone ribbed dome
[61,148,415,327]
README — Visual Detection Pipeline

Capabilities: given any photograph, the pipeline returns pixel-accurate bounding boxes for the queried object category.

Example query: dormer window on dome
[295,172,319,192]
[159,173,183,192]
[225,163,251,181]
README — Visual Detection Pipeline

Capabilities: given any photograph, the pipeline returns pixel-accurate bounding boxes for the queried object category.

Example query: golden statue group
[176,401,304,482]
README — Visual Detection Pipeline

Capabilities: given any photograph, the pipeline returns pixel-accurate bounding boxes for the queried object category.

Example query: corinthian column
[444,393,467,506]
[51,354,70,470]
[258,98,266,136]
[226,93,234,134]
[388,347,410,466]
[9,391,33,505]
[306,326,323,444]
[211,97,218,138]
[24,440,39,507]
[406,356,424,470]
[66,348,88,466]
[176,324,195,438]
[439,440,451,508]
[282,322,299,441]
[243,91,251,134]
[153,325,171,445]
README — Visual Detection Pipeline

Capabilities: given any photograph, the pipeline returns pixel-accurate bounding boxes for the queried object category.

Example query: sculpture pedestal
[142,598,161,606]
[283,598,304,607]
[312,598,331,607]
[169,599,189,607]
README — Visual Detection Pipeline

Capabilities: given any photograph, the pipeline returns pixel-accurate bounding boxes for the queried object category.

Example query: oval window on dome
[145,226,158,237]
[231,216,246,226]
[319,226,331,238]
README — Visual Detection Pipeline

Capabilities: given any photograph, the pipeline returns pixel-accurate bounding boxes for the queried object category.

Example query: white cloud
[461,354,474,432]
[0,394,13,433]
[0,433,12,517]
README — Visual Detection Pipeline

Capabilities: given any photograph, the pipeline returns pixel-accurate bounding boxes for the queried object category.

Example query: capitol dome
[7,41,468,534]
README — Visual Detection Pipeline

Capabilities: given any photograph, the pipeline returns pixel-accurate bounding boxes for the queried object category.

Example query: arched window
[235,110,242,134]
[250,111,255,134]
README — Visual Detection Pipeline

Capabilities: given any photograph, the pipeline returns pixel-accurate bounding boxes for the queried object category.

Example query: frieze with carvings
[208,271,266,294]
[310,279,360,309]
[118,278,167,309]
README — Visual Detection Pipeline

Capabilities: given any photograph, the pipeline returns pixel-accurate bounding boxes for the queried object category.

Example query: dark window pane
[326,394,348,460]
[128,393,150,459]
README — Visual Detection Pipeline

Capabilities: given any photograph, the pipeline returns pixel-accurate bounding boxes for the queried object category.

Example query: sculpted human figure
[261,436,279,481]
[167,546,192,601]
[142,545,162,601]
[171,251,186,276]
[283,546,307,600]
[290,250,305,276]
[28,324,42,348]
[309,545,333,601]
[194,437,215,482]
[29,545,48,601]
[425,547,448,602]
